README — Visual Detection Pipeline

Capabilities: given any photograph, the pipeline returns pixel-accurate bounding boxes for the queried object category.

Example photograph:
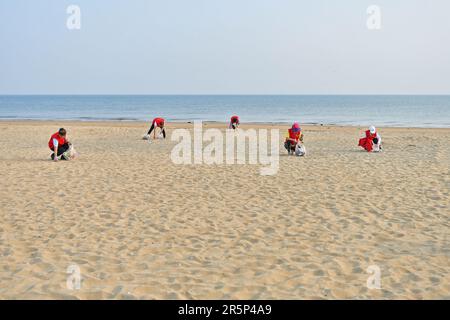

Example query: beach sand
[0,121,448,299]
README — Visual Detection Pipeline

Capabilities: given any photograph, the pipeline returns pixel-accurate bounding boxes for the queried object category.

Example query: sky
[0,0,449,94]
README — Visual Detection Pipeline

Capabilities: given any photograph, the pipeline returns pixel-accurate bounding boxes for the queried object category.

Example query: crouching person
[48,128,77,161]
[359,125,382,152]
[284,122,305,156]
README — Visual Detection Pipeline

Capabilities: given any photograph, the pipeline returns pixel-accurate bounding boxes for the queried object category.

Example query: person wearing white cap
[359,126,382,152]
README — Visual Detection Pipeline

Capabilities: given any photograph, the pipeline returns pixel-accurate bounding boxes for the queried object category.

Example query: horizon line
[1,93,450,96]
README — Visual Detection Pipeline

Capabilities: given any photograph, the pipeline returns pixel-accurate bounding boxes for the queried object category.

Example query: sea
[0,95,449,127]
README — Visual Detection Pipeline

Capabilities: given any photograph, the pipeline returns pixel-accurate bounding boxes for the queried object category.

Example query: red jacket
[287,128,301,142]
[48,132,67,150]
[152,118,165,126]
[358,130,377,152]
[230,116,239,124]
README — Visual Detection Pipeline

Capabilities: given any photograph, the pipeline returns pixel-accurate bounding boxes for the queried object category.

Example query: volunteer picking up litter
[48,128,78,161]
[229,115,240,130]
[284,122,306,156]
[358,125,382,152]
[143,117,166,140]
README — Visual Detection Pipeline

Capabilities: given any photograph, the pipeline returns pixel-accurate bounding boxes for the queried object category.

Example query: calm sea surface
[0,95,449,127]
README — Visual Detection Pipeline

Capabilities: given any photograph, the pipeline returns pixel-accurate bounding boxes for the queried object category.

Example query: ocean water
[0,95,449,127]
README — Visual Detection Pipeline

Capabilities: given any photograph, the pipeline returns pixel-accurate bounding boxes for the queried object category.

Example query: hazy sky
[1,0,449,94]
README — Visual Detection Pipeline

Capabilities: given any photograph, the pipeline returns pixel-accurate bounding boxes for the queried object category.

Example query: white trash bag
[295,144,306,157]
[62,145,79,160]
[373,143,382,152]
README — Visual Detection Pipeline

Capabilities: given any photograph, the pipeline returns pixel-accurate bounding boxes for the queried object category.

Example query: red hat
[292,122,301,132]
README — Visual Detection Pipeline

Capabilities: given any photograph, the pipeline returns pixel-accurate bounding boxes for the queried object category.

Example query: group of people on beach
[47,116,382,161]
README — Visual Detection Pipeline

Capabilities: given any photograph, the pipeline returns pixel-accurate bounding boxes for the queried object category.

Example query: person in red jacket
[359,126,382,152]
[229,115,240,130]
[284,122,304,155]
[48,128,71,161]
[144,117,166,140]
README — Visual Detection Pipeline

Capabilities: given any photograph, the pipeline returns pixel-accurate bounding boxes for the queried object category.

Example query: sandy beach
[0,121,448,299]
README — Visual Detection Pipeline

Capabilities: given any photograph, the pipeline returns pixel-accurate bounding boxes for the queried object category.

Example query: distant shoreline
[1,95,449,128]
[1,119,449,130]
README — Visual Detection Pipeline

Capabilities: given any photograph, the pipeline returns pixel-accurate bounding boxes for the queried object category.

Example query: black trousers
[284,140,296,151]
[51,143,69,159]
[147,124,166,138]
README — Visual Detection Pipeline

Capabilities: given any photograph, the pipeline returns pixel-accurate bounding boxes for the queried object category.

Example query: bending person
[145,117,166,139]
[229,115,240,130]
